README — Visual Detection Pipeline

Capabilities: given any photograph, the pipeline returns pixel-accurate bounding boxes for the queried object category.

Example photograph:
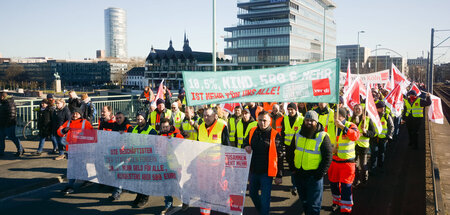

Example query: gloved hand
[62,127,70,134]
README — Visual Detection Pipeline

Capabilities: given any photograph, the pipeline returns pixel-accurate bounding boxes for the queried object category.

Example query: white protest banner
[67,131,251,214]
[339,69,390,86]
[366,85,383,134]
[429,94,444,124]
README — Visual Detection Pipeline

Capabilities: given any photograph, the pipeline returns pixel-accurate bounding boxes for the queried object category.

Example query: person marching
[402,90,431,149]
[171,102,185,130]
[349,104,376,188]
[328,108,360,215]
[180,106,201,141]
[314,103,336,145]
[98,105,116,131]
[287,110,332,215]
[32,99,57,156]
[369,101,394,175]
[148,98,173,131]
[236,108,257,148]
[243,111,283,215]
[57,107,94,195]
[197,107,229,215]
[130,112,158,208]
[271,104,284,134]
[228,105,243,147]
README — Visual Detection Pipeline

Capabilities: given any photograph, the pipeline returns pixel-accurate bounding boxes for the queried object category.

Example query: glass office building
[105,7,127,59]
[224,0,336,67]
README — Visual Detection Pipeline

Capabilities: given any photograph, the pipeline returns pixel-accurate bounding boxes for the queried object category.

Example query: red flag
[385,79,393,91]
[392,63,410,88]
[411,83,422,96]
[358,78,367,99]
[343,59,351,91]
[221,103,241,114]
[366,85,383,134]
[154,79,165,102]
[428,94,444,124]
[383,84,404,117]
[343,77,360,114]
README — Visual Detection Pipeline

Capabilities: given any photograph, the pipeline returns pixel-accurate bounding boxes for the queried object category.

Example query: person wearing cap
[47,93,55,106]
[314,103,336,145]
[56,106,94,195]
[282,102,304,196]
[236,108,257,148]
[227,105,242,146]
[180,106,202,141]
[171,102,185,130]
[0,92,24,157]
[328,108,360,215]
[287,110,332,215]
[148,98,173,131]
[369,101,394,174]
[67,90,81,114]
[243,111,283,215]
[401,90,431,149]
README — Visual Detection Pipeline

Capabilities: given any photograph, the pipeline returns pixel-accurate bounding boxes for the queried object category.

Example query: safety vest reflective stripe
[336,121,356,160]
[132,125,156,134]
[181,121,197,140]
[283,115,303,146]
[295,147,321,155]
[149,110,172,127]
[236,121,257,148]
[198,120,225,144]
[340,200,354,205]
[294,131,326,170]
[229,117,236,142]
[404,98,423,117]
[338,148,355,153]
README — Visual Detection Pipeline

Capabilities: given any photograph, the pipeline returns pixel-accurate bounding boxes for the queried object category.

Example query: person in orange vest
[56,107,94,195]
[140,86,154,103]
[263,102,277,113]
[328,108,360,215]
[243,111,283,215]
[287,110,332,215]
[270,103,283,134]
[98,105,116,131]
[246,102,264,120]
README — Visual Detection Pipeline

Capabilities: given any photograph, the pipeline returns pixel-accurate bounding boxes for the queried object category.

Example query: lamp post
[212,0,216,72]
[322,4,335,61]
[357,30,365,74]
[375,44,381,73]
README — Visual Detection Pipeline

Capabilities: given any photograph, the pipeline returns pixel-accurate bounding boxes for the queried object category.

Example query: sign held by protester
[339,69,390,85]
[182,59,340,105]
[67,130,251,215]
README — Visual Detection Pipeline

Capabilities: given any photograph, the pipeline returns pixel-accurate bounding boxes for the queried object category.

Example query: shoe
[31,151,42,156]
[54,154,66,160]
[108,192,121,201]
[290,187,297,196]
[61,187,74,195]
[135,195,149,208]
[331,204,340,213]
[161,206,173,215]
[181,203,189,211]
[15,149,25,157]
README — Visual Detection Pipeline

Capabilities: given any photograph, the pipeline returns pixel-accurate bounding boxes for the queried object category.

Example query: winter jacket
[80,99,95,123]
[38,106,54,137]
[112,118,133,132]
[0,97,17,128]
[67,97,81,114]
[57,118,94,137]
[160,126,184,139]
[52,106,71,136]
[98,116,116,131]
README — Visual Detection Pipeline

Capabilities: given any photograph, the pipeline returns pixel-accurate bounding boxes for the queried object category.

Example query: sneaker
[31,151,42,156]
[331,204,340,213]
[61,187,74,195]
[15,149,25,157]
[290,187,297,196]
[161,206,173,215]
[181,203,189,211]
[54,154,66,160]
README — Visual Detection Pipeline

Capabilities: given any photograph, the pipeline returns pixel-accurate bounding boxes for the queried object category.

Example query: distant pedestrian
[402,90,431,149]
[52,98,71,160]
[67,90,81,114]
[80,93,95,123]
[0,92,24,157]
[32,99,57,156]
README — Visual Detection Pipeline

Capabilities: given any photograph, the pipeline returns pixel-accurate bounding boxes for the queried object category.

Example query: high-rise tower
[105,7,127,58]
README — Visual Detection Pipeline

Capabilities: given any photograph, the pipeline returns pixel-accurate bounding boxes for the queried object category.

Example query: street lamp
[357,30,365,74]
[212,0,216,72]
[385,52,390,70]
[375,44,381,72]
[322,4,336,61]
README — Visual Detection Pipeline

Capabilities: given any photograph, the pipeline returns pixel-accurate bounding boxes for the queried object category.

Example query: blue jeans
[0,126,23,153]
[295,175,323,215]
[37,136,58,152]
[164,196,173,208]
[249,173,273,215]
[393,116,401,141]
[52,135,66,155]
[369,138,388,169]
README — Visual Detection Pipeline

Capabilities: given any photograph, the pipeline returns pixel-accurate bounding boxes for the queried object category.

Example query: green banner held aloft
[182,59,340,106]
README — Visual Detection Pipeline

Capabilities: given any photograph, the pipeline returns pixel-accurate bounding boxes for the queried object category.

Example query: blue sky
[1,0,449,63]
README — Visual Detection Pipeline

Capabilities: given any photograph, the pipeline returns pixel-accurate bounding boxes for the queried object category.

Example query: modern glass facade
[105,8,127,59]
[225,0,336,66]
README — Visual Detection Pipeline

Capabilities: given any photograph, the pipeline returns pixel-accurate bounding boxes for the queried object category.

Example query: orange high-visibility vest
[248,127,278,177]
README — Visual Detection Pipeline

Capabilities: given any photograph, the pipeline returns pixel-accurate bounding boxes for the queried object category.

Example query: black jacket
[286,122,333,179]
[38,106,54,137]
[0,97,17,128]
[52,106,71,136]
[67,98,81,114]
[242,126,283,178]
[80,100,95,123]
[112,118,133,132]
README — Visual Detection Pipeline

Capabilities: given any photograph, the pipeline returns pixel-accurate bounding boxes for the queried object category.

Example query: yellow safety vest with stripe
[317,107,336,144]
[149,109,172,128]
[198,120,226,144]
[336,121,356,160]
[349,116,371,148]
[172,111,185,129]
[181,118,198,140]
[132,124,157,134]
[376,113,388,139]
[236,121,257,148]
[283,114,304,146]
[404,98,423,117]
[228,117,240,142]
[294,130,327,170]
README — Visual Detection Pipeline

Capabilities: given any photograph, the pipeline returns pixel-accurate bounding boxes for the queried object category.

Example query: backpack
[88,102,97,121]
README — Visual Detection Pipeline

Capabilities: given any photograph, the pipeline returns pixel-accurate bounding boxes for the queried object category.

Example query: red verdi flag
[392,63,410,88]
[366,85,383,134]
[344,59,351,91]
[221,103,241,114]
[428,94,444,124]
[154,79,165,102]
[383,84,404,117]
[343,77,361,114]
[411,83,422,96]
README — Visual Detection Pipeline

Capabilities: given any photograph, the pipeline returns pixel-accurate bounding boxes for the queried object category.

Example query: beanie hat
[287,102,297,110]
[156,98,165,106]
[47,94,54,99]
[242,108,250,114]
[376,101,386,108]
[72,107,83,116]
[407,90,417,96]
[305,110,319,122]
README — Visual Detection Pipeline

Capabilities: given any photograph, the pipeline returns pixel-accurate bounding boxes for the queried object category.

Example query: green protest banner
[182,59,340,106]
